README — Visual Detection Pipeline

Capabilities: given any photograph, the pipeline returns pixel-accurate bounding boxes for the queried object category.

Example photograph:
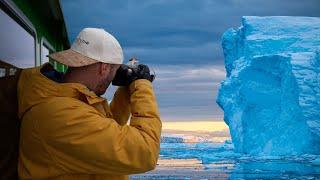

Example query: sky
[0,8,35,68]
[61,0,320,121]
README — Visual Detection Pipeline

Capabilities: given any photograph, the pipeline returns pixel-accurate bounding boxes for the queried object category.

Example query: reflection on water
[231,160,320,179]
[134,142,320,179]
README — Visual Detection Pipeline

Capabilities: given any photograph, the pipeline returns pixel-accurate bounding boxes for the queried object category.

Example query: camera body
[112,59,155,86]
[112,64,136,86]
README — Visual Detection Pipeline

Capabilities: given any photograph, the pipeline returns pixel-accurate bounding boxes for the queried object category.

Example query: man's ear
[99,63,110,75]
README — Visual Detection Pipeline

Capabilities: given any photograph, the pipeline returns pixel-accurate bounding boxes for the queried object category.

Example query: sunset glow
[162,121,229,132]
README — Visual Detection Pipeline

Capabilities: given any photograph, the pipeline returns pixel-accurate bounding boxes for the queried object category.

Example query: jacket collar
[39,64,106,105]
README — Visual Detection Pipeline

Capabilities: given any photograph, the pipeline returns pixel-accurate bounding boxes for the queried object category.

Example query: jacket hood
[17,64,104,119]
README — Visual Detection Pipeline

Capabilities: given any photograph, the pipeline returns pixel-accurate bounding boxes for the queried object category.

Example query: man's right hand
[132,64,155,83]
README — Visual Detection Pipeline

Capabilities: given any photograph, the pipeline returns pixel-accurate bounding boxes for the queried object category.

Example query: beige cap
[49,28,124,67]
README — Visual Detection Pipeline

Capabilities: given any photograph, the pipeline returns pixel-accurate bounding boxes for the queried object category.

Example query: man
[17,28,162,179]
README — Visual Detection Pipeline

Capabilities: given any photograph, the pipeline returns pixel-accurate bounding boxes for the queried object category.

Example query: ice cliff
[217,16,320,155]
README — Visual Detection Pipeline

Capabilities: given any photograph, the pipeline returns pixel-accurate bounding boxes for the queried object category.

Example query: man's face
[95,63,121,96]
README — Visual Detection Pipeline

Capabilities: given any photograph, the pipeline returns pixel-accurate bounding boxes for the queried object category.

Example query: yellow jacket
[17,65,162,179]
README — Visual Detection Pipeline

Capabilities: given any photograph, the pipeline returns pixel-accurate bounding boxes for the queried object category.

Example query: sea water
[158,141,320,179]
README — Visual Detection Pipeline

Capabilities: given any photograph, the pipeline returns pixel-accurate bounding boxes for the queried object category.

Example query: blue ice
[217,16,320,155]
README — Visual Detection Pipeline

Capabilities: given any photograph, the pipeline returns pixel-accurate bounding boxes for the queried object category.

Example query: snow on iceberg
[217,16,320,155]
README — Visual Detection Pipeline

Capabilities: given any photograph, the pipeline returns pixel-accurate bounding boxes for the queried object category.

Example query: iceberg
[217,16,320,155]
[161,134,218,143]
[161,135,185,143]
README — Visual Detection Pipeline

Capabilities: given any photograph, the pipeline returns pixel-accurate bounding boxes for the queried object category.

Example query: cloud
[61,0,320,65]
[152,64,225,92]
[154,65,225,81]
[123,42,223,65]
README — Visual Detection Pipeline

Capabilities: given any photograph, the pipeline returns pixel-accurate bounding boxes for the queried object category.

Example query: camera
[112,58,155,86]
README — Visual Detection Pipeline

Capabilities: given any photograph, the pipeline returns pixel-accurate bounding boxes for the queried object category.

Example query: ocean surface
[132,141,320,179]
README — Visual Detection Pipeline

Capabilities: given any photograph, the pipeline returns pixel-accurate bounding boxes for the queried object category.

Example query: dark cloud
[61,0,320,65]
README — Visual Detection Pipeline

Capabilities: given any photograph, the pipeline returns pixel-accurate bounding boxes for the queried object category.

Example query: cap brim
[48,49,99,67]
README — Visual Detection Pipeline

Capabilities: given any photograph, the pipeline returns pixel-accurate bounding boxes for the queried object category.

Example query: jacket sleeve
[39,79,162,175]
[110,86,131,126]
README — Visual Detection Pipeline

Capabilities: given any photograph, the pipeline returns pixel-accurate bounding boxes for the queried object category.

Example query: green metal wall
[11,0,69,65]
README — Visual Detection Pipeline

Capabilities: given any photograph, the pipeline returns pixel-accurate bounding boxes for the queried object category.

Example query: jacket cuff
[128,79,152,95]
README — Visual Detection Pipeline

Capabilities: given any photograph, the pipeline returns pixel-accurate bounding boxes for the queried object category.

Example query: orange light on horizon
[162,121,229,132]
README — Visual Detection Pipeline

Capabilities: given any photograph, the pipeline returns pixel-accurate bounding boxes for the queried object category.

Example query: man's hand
[132,64,155,83]
[112,64,155,86]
